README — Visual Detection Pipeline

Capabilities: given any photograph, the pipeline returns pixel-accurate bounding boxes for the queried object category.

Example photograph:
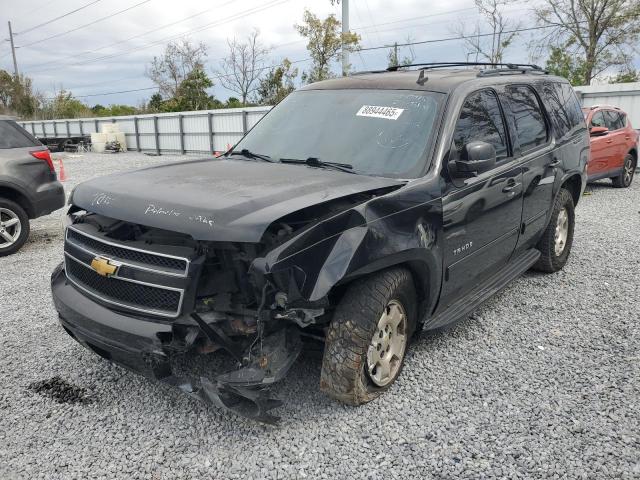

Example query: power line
[27,0,291,73]
[357,24,560,52]
[16,0,104,36]
[23,0,237,69]
[18,0,153,49]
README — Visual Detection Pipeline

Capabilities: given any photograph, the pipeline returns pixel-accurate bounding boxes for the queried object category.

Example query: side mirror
[454,141,496,176]
[590,126,608,136]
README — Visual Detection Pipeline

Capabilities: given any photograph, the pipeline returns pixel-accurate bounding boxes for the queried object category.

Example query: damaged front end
[53,192,387,423]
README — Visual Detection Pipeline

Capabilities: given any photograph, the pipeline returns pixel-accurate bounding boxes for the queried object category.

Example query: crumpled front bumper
[51,263,301,423]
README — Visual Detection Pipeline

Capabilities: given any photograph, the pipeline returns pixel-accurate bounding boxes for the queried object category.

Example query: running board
[425,249,541,330]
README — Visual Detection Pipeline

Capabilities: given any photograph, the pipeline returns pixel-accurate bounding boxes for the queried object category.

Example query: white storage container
[92,142,106,153]
[90,132,107,144]
[115,132,127,151]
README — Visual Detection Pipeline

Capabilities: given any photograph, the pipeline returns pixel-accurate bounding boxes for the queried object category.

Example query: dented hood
[70,158,404,242]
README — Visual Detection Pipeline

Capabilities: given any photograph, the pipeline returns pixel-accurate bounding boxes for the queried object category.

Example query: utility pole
[341,0,349,76]
[7,21,19,78]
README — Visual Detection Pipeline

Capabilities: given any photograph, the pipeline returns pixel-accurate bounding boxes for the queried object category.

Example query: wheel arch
[0,184,35,218]
[333,252,440,326]
[560,173,583,207]
[628,147,638,165]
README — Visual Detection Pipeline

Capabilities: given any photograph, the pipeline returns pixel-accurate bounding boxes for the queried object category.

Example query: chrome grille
[66,226,188,276]
[63,226,190,318]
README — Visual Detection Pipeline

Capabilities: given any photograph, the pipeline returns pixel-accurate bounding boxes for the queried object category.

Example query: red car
[583,105,638,187]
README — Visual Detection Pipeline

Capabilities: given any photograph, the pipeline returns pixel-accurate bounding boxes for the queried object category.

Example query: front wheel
[612,154,635,188]
[320,268,417,405]
[532,188,575,273]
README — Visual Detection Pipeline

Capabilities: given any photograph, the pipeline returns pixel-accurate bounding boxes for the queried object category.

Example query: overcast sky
[0,0,624,106]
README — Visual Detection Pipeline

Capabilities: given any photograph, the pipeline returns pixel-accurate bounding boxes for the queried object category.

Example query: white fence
[19,106,272,155]
[574,82,640,128]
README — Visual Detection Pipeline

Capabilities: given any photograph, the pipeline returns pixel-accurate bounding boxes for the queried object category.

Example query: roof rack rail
[385,62,546,72]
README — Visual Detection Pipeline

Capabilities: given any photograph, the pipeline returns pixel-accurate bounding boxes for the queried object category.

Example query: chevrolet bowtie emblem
[90,257,118,277]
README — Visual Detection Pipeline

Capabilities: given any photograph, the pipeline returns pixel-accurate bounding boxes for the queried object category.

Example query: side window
[591,111,606,128]
[505,85,548,152]
[542,83,571,138]
[557,83,586,132]
[451,89,509,162]
[604,110,625,130]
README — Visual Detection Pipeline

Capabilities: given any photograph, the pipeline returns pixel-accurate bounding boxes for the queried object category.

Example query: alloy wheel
[0,207,22,249]
[623,158,634,186]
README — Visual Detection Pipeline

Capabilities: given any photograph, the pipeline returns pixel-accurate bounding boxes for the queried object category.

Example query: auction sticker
[356,105,404,120]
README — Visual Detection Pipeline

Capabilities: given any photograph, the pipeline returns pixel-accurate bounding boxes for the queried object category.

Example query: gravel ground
[1,152,639,479]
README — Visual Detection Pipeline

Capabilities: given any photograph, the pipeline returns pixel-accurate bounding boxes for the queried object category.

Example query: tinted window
[543,82,586,138]
[604,110,625,130]
[0,120,40,149]
[234,89,442,178]
[591,111,606,127]
[451,89,508,162]
[557,83,586,132]
[505,86,547,151]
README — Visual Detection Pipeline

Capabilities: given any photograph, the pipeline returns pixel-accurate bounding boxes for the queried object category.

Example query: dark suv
[0,118,65,256]
[51,63,589,423]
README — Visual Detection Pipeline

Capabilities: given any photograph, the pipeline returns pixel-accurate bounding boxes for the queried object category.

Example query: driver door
[440,89,524,307]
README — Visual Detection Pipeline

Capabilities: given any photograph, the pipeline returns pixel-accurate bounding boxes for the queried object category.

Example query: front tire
[532,188,574,273]
[612,154,635,188]
[320,268,417,405]
[0,198,30,257]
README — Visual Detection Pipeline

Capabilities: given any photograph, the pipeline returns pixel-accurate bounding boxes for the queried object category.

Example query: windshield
[233,89,443,178]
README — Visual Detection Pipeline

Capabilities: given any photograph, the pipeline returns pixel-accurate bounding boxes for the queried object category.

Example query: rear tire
[320,268,417,405]
[532,188,574,273]
[611,154,635,188]
[0,198,30,257]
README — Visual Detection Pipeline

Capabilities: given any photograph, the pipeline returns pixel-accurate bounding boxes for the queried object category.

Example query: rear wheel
[532,188,574,273]
[0,198,30,257]
[320,268,417,405]
[612,154,635,188]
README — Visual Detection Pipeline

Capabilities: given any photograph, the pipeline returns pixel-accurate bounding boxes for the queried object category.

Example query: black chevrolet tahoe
[51,63,589,423]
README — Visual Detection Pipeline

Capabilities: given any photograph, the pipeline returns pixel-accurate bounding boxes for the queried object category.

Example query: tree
[545,46,586,85]
[147,39,208,98]
[217,29,270,106]
[455,0,520,64]
[532,0,640,85]
[147,93,164,112]
[295,9,360,83]
[42,89,89,119]
[255,58,298,105]
[175,67,216,111]
[0,70,41,118]
[610,69,640,83]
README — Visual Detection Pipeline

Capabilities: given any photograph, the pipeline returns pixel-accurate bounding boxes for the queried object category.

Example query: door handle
[606,139,613,143]
[502,183,521,193]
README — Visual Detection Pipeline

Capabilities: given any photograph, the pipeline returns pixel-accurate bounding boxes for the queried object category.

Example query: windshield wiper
[279,157,355,174]
[228,149,274,162]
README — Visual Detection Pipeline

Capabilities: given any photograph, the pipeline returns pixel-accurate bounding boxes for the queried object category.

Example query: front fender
[255,183,444,310]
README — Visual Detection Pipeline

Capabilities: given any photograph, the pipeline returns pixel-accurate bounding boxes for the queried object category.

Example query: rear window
[0,120,40,149]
